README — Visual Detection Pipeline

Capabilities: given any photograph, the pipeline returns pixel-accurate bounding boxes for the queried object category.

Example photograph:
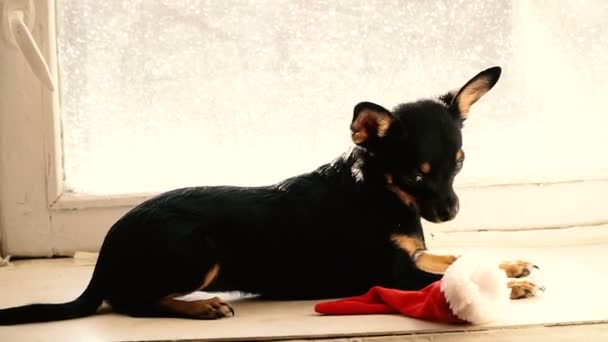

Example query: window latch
[2,0,55,91]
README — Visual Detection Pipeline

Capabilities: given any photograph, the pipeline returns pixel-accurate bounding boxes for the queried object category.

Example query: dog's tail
[0,266,104,325]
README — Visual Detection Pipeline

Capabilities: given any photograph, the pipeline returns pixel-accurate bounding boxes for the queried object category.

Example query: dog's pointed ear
[449,66,501,121]
[350,102,395,146]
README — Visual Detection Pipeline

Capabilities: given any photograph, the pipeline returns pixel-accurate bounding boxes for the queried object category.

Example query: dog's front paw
[499,260,539,278]
[508,278,545,299]
[416,253,459,274]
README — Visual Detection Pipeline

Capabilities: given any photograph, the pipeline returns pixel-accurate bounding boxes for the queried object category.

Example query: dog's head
[351,67,501,223]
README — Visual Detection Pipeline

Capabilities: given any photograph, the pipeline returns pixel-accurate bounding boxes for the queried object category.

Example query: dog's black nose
[437,207,453,221]
[437,200,459,221]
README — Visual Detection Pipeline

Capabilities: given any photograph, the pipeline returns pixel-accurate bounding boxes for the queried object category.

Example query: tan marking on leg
[508,279,545,299]
[165,264,221,300]
[385,175,418,208]
[199,264,220,290]
[420,162,431,174]
[156,264,233,319]
[390,234,457,274]
[499,260,538,278]
[159,297,234,319]
[416,253,458,274]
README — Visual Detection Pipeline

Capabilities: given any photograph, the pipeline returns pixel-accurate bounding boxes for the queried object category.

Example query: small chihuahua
[0,66,541,324]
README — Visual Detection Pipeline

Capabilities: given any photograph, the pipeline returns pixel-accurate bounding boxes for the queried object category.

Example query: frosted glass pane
[57,0,608,195]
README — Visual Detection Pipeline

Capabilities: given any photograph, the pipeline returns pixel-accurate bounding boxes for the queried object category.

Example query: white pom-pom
[440,254,509,324]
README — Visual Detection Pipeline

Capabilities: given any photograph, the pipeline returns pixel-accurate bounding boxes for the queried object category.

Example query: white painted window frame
[1,0,607,257]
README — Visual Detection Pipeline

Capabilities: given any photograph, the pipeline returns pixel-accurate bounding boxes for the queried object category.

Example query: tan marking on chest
[390,234,425,256]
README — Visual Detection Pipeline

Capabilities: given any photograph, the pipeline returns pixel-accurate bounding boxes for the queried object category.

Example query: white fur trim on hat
[440,254,509,324]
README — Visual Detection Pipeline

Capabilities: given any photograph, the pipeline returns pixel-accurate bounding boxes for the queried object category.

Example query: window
[1,0,607,256]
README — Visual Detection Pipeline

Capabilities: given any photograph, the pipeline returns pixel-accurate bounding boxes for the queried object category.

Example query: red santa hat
[315,254,509,324]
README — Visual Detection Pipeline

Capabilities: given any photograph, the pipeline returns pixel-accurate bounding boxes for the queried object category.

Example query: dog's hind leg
[110,263,235,319]
[157,296,234,319]
[156,264,234,319]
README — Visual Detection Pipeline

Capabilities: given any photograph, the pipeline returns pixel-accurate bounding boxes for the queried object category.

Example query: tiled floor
[1,244,607,341]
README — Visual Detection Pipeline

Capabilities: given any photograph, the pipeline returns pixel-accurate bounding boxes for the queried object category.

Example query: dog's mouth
[420,201,459,223]
[385,174,459,222]
[386,174,459,222]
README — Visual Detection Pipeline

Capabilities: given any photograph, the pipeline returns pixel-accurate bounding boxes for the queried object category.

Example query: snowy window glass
[57,0,608,195]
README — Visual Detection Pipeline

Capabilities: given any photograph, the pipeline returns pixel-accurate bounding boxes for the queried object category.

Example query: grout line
[457,177,608,190]
[439,221,608,234]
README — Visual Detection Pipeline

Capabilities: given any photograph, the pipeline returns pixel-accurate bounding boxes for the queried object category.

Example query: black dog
[1,66,520,325]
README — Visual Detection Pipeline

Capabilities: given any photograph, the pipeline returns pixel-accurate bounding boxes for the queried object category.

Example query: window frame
[1,0,607,257]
